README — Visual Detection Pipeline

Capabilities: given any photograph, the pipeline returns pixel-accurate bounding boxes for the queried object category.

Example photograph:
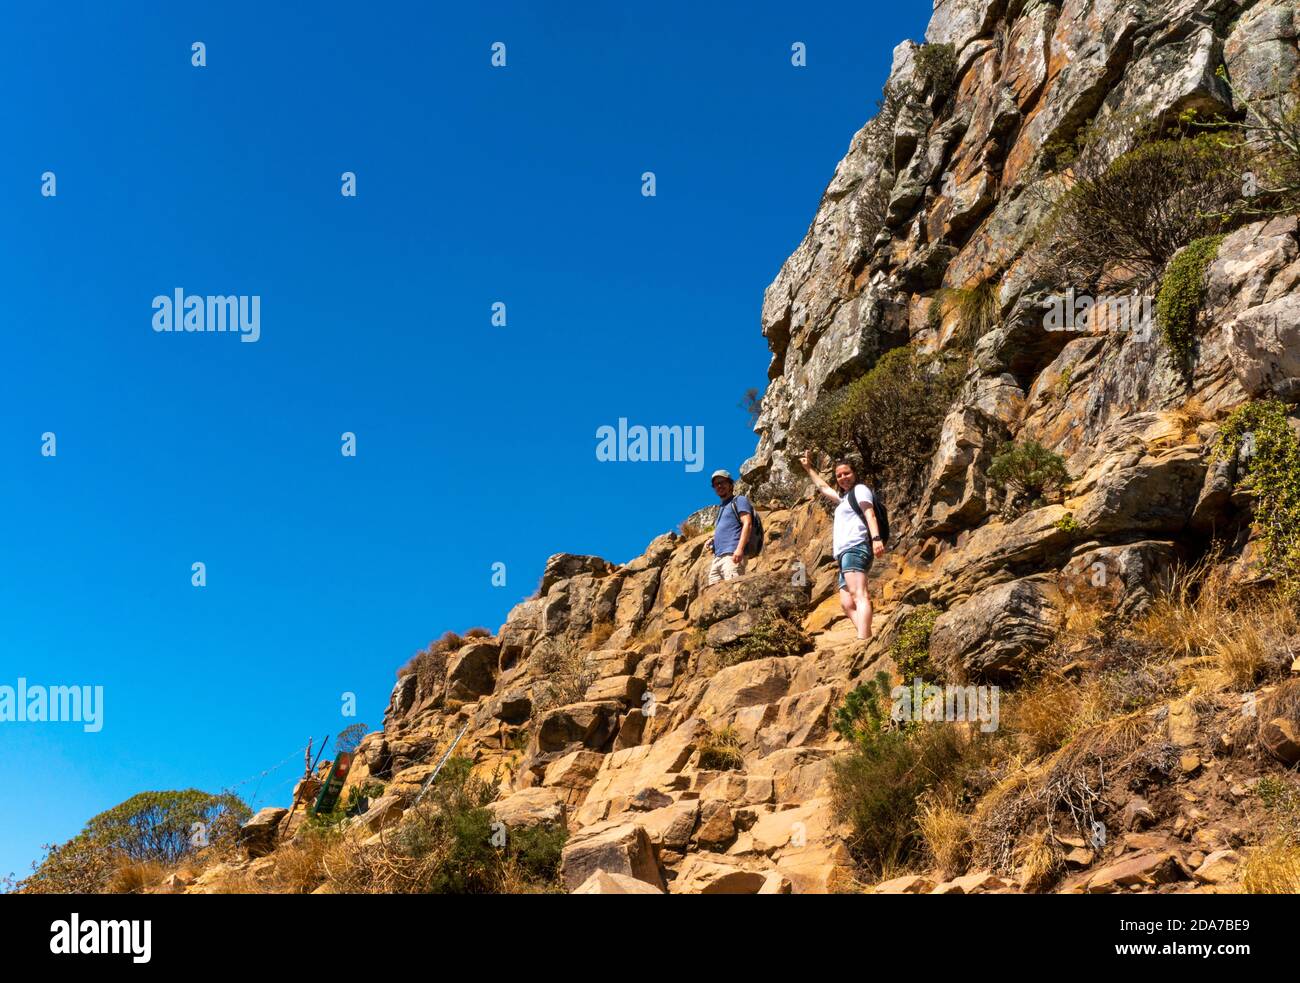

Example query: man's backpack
[844,484,889,545]
[727,497,765,558]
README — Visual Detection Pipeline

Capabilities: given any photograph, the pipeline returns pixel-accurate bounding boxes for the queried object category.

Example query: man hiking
[707,469,754,585]
[798,452,886,640]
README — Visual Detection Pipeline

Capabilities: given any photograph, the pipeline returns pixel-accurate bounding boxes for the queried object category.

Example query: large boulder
[690,571,810,628]
[488,787,566,829]
[931,577,1060,681]
[445,640,499,702]
[560,821,664,893]
[237,807,288,859]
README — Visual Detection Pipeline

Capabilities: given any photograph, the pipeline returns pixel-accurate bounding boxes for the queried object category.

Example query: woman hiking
[798,452,886,641]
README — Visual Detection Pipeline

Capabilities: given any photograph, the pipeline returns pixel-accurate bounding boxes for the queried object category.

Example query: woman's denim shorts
[837,543,874,590]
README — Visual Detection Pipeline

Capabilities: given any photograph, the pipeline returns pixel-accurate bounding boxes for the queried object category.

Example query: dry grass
[530,645,595,716]
[1241,838,1300,893]
[1017,829,1064,893]
[1132,562,1297,688]
[917,791,972,878]
[697,725,745,771]
[105,857,166,894]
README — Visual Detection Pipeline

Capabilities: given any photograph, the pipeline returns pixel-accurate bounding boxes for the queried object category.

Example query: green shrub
[987,440,1071,515]
[914,42,957,103]
[1217,400,1300,590]
[1157,234,1225,363]
[829,673,965,876]
[1055,512,1081,534]
[892,606,940,683]
[788,345,965,499]
[18,790,250,894]
[1033,135,1245,291]
[716,608,811,668]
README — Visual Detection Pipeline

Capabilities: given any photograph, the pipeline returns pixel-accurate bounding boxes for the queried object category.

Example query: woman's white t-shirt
[833,484,875,558]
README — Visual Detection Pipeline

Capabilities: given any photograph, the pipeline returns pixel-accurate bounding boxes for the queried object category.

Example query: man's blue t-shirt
[713,495,753,556]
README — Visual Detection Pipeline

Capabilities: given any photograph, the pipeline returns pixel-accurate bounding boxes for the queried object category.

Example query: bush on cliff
[1216,399,1300,592]
[320,757,565,894]
[789,345,965,501]
[987,440,1071,516]
[1032,134,1245,291]
[18,789,250,894]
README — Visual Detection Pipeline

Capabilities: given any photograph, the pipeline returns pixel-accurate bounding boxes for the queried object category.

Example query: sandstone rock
[572,870,666,894]
[695,800,737,850]
[532,701,621,754]
[561,821,664,893]
[1260,717,1300,766]
[584,674,647,706]
[873,874,935,894]
[672,854,783,894]
[931,576,1059,680]
[237,807,288,859]
[445,640,499,702]
[1086,852,1187,893]
[489,787,566,829]
[1193,849,1242,885]
[691,571,810,628]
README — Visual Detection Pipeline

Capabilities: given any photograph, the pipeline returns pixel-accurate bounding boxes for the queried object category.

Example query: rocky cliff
[190,0,1300,895]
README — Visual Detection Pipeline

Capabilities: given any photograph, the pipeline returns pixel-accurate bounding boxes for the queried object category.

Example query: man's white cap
[710,469,733,482]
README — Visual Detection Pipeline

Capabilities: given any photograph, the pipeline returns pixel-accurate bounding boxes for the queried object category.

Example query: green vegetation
[18,789,250,894]
[1033,135,1245,291]
[789,345,966,499]
[987,440,1071,515]
[1055,512,1081,535]
[829,672,967,877]
[914,42,957,104]
[716,608,811,668]
[1217,400,1300,590]
[892,606,940,683]
[1156,234,1225,363]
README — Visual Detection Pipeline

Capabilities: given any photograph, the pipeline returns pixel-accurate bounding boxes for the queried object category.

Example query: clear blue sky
[0,0,930,883]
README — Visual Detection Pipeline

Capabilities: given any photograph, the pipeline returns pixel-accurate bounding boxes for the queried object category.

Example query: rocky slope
[206,0,1300,895]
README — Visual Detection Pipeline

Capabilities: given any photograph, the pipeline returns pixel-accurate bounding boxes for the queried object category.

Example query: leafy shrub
[1032,135,1245,291]
[788,345,966,500]
[829,674,966,876]
[914,42,957,104]
[320,757,565,894]
[19,790,250,894]
[716,608,811,668]
[530,642,595,717]
[1217,400,1300,590]
[1055,512,1081,534]
[892,606,940,683]
[987,440,1071,515]
[1156,234,1225,363]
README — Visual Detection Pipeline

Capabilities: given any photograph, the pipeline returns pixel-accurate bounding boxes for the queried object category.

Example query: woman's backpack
[844,484,889,545]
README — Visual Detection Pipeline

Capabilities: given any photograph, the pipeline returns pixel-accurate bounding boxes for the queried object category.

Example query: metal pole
[414,720,472,806]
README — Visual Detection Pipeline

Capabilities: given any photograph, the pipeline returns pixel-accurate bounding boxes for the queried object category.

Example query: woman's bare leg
[843,570,873,639]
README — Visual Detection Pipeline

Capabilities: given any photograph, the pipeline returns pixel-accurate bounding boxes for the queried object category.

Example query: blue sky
[0,0,929,883]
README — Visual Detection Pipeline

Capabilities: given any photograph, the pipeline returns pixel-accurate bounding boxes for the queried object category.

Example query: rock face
[223,0,1299,897]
